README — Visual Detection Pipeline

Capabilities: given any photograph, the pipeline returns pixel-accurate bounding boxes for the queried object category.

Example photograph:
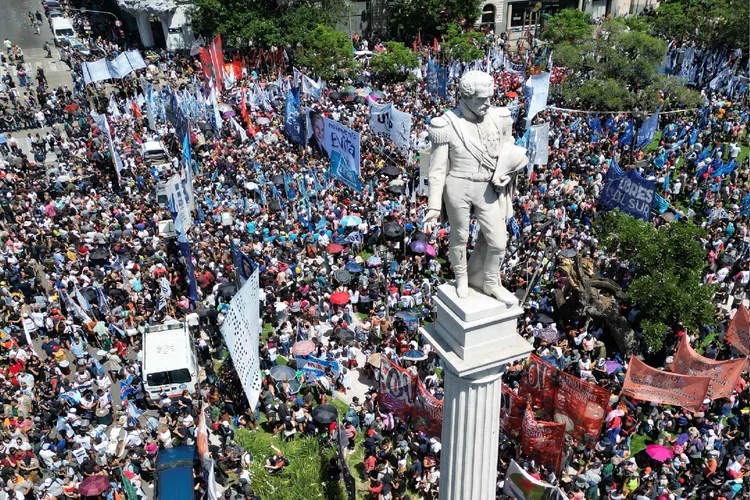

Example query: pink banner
[672,336,747,399]
[378,358,417,421]
[413,379,443,438]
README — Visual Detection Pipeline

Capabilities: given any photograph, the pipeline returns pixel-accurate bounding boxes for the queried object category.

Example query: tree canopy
[192,0,345,48]
[549,18,703,111]
[541,9,593,45]
[370,41,419,80]
[388,0,481,41]
[597,211,717,353]
[440,24,485,63]
[294,25,357,81]
[650,0,749,51]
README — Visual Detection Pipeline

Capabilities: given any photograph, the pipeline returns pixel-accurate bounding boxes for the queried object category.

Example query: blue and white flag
[527,122,550,167]
[652,193,670,214]
[328,150,362,191]
[619,120,634,149]
[653,151,667,169]
[284,88,305,144]
[635,108,661,151]
[599,167,656,221]
[301,73,323,101]
[524,72,551,125]
[96,287,110,315]
[509,216,520,238]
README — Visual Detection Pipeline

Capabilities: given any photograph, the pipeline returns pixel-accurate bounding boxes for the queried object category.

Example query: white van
[51,18,77,46]
[141,141,171,167]
[142,321,201,405]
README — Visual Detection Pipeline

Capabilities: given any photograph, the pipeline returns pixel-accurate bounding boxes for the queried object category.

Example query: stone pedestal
[421,284,533,500]
[135,12,155,48]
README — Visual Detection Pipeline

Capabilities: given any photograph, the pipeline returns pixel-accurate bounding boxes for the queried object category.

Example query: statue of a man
[423,71,528,305]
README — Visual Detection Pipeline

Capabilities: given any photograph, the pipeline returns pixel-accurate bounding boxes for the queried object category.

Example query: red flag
[433,37,439,53]
[500,385,525,438]
[413,379,443,438]
[518,353,556,419]
[131,99,143,119]
[622,356,710,412]
[209,35,224,90]
[198,47,214,83]
[378,357,417,421]
[554,370,610,448]
[725,304,750,355]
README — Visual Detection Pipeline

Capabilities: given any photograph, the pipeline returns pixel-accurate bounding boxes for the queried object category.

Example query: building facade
[117,0,195,51]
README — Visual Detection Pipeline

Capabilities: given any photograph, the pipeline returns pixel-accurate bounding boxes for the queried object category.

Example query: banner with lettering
[379,357,417,420]
[518,354,556,419]
[500,385,525,438]
[599,167,656,221]
[725,305,750,356]
[554,370,610,447]
[622,356,711,412]
[296,354,341,380]
[306,110,361,175]
[369,103,413,153]
[521,405,565,474]
[413,379,443,438]
[672,336,747,399]
[503,460,567,500]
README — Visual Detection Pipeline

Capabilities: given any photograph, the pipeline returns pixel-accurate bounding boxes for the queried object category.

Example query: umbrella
[411,231,429,243]
[335,327,355,341]
[604,360,623,374]
[326,243,344,254]
[389,178,405,187]
[340,215,362,227]
[279,378,302,395]
[605,408,625,423]
[270,365,297,381]
[645,444,674,462]
[410,240,429,254]
[311,404,339,424]
[333,269,351,284]
[245,182,259,191]
[367,353,383,368]
[78,475,110,496]
[535,313,554,325]
[370,90,385,100]
[395,309,424,320]
[257,117,271,125]
[291,340,316,356]
[63,103,79,113]
[272,174,285,186]
[424,244,437,257]
[329,291,350,305]
[531,212,546,223]
[559,248,577,258]
[383,222,404,241]
[388,184,404,195]
[506,91,518,98]
[380,165,401,177]
[403,349,427,361]
[268,198,282,212]
[222,110,236,117]
[366,255,382,267]
[345,261,363,273]
[660,212,676,222]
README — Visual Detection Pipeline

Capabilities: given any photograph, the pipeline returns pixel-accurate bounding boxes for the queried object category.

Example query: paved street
[2,0,73,90]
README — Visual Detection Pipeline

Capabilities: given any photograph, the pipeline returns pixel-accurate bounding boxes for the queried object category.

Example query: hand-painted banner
[379,357,417,421]
[369,103,413,153]
[296,354,341,380]
[672,336,747,399]
[599,167,656,221]
[725,305,750,356]
[554,370,610,447]
[306,111,361,175]
[622,356,711,412]
[521,405,565,474]
[500,385,525,438]
[503,460,567,500]
[413,379,443,438]
[518,354,556,419]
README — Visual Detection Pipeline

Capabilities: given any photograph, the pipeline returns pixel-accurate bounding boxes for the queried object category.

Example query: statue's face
[463,86,493,118]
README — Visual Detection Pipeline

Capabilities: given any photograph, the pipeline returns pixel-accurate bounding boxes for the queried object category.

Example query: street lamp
[70,7,120,22]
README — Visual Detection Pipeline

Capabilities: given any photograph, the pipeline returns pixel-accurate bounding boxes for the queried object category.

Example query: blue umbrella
[403,349,427,361]
[345,261,364,273]
[340,215,363,227]
[366,255,382,267]
[332,235,349,245]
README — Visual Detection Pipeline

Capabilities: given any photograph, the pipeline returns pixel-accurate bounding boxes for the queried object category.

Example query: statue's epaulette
[428,116,451,145]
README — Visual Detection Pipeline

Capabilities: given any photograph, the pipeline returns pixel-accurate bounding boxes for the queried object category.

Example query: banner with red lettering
[209,35,224,90]
[725,305,750,356]
[554,370,610,447]
[521,405,566,473]
[622,356,711,412]
[500,385,525,438]
[413,379,443,438]
[379,358,417,420]
[672,336,747,399]
[518,354,556,419]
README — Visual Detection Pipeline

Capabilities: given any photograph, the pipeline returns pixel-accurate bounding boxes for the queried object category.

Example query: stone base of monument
[420,283,533,500]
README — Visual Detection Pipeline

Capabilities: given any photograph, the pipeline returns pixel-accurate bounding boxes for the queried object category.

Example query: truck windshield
[146,369,191,387]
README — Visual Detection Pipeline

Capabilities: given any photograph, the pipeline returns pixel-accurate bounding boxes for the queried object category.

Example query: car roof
[156,445,196,468]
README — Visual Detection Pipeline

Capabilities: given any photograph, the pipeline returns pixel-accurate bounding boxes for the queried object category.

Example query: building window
[480,4,496,31]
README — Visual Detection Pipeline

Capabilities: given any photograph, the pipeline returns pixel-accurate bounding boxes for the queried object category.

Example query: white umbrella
[245,182,259,191]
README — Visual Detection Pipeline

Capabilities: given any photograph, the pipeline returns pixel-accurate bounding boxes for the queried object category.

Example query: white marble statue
[422,71,528,305]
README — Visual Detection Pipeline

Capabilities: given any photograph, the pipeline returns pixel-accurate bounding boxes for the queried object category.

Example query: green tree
[542,9,593,44]
[388,0,481,41]
[597,211,717,352]
[441,24,485,63]
[295,25,357,81]
[651,0,749,51]
[370,41,419,79]
[192,0,345,49]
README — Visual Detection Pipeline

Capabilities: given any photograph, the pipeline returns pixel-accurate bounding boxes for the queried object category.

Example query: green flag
[120,467,138,500]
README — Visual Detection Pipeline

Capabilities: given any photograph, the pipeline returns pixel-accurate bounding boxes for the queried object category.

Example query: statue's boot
[481,246,517,306]
[449,245,469,298]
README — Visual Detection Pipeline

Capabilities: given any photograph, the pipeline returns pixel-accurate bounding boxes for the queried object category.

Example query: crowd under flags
[635,107,661,151]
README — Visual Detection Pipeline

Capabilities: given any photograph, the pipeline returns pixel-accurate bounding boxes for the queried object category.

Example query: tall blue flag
[284,87,305,144]
[619,120,634,149]
[588,114,603,135]
[604,116,616,132]
[653,151,667,169]
[689,128,698,146]
[635,108,661,151]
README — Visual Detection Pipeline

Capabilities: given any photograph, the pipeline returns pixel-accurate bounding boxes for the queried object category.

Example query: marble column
[135,12,155,48]
[421,284,532,500]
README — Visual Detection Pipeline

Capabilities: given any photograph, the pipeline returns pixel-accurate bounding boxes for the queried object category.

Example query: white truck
[142,320,201,405]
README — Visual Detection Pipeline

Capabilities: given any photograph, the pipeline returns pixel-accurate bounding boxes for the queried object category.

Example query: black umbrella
[332,236,349,245]
[334,269,351,284]
[380,165,401,177]
[272,174,284,186]
[311,404,339,424]
[411,231,429,243]
[718,252,736,268]
[269,198,282,212]
[383,221,404,241]
[535,313,554,325]
[335,327,355,342]
[388,184,404,195]
[531,212,546,223]
[329,92,344,100]
[217,283,237,299]
[82,287,98,304]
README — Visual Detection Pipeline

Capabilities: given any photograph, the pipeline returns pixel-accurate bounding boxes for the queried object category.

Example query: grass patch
[262,322,274,341]
[644,130,663,153]
[275,356,288,366]
[629,432,649,456]
[695,331,718,355]
[235,428,346,500]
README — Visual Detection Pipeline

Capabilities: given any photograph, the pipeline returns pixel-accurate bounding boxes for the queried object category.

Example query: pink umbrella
[425,244,436,257]
[291,340,315,356]
[644,444,674,462]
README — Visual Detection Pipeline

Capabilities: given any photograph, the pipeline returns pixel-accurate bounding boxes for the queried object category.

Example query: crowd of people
[0,2,749,499]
